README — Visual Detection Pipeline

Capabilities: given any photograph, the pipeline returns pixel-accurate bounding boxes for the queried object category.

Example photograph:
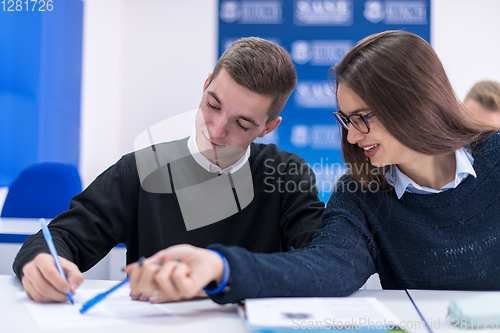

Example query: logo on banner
[220,1,240,23]
[363,1,428,24]
[294,80,336,109]
[291,40,352,66]
[294,0,353,26]
[290,125,310,148]
[364,1,384,23]
[310,125,341,149]
[291,40,311,65]
[219,1,283,24]
[290,125,341,150]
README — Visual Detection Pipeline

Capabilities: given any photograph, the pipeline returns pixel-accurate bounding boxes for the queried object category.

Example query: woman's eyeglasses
[333,110,375,134]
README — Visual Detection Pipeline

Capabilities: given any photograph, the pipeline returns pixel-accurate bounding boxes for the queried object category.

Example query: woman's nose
[346,124,365,144]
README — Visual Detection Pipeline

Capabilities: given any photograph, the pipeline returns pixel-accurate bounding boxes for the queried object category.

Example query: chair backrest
[1,162,82,218]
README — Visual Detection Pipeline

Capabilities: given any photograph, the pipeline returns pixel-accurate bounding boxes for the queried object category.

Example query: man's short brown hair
[465,80,500,111]
[211,37,297,122]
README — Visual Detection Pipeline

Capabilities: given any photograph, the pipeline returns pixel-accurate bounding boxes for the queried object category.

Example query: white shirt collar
[385,146,476,199]
[187,129,250,174]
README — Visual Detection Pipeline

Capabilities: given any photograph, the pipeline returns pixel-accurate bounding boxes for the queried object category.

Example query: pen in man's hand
[39,218,74,304]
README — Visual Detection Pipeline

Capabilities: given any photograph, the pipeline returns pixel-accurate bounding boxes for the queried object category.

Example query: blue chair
[1,162,82,218]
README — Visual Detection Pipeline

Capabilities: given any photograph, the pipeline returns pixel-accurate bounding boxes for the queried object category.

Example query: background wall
[80,0,500,187]
[432,0,500,100]
[80,0,217,186]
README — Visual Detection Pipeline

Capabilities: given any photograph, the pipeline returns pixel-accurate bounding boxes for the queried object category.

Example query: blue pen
[39,218,74,304]
[80,256,144,314]
[80,276,129,314]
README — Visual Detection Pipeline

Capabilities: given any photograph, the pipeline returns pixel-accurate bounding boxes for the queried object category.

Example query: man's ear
[203,73,213,92]
[258,116,282,138]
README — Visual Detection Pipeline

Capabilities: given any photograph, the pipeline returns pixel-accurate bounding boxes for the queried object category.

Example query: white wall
[80,0,217,186]
[79,0,500,188]
[432,0,500,100]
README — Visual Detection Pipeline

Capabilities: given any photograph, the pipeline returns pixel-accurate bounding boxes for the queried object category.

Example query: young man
[464,80,500,124]
[13,37,325,303]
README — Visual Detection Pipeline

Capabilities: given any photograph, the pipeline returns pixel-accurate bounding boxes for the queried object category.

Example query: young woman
[125,31,500,304]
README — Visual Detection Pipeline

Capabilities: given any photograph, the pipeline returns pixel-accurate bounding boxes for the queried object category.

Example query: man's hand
[21,253,84,303]
[125,244,224,303]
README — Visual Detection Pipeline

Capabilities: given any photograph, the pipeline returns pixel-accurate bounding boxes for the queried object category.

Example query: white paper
[245,297,401,329]
[18,287,182,329]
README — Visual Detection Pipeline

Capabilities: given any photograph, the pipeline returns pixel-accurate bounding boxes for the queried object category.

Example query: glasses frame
[333,110,375,134]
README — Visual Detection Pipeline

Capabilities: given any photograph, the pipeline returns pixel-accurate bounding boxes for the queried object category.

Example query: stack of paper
[245,297,402,333]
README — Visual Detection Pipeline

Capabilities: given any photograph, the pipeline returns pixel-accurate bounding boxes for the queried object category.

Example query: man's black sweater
[13,139,324,279]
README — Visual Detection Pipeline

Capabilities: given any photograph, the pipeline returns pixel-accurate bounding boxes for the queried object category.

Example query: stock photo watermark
[1,0,54,12]
[291,316,500,330]
[263,158,382,194]
[291,317,442,330]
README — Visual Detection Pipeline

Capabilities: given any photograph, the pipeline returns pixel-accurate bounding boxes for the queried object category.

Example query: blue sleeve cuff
[203,248,231,295]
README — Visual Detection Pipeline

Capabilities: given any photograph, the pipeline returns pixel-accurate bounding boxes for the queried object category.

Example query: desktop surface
[0,275,246,333]
[3,274,499,333]
[1,274,420,333]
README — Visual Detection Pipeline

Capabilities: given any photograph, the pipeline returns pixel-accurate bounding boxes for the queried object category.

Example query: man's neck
[187,134,250,174]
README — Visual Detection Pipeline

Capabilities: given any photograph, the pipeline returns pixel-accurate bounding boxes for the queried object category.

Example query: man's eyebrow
[207,91,259,127]
[207,91,222,106]
[238,115,259,127]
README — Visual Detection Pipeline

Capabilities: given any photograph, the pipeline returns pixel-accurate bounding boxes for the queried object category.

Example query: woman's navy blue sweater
[209,133,500,304]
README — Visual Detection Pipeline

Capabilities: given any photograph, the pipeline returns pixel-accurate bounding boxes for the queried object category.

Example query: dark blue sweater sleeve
[208,183,378,304]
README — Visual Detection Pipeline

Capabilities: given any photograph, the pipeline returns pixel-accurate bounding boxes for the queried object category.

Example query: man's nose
[208,115,228,139]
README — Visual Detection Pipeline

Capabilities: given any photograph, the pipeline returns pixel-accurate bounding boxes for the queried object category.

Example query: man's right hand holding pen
[125,244,226,303]
[21,253,84,303]
[21,244,225,304]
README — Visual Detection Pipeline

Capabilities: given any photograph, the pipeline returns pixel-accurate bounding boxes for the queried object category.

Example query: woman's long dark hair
[332,30,500,187]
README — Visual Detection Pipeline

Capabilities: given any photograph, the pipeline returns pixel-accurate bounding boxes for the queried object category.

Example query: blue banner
[219,0,431,202]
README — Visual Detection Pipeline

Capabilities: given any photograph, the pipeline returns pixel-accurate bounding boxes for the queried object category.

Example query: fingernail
[150,296,158,303]
[63,287,70,294]
[72,283,78,290]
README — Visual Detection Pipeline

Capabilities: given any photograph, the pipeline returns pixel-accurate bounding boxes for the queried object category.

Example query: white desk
[1,274,427,333]
[0,218,126,280]
[350,289,428,333]
[407,289,500,332]
[0,275,246,333]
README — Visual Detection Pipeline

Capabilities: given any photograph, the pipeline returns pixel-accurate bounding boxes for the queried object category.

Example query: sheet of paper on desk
[17,287,182,329]
[245,297,401,329]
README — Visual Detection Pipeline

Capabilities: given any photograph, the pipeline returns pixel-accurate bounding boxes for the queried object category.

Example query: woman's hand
[125,244,224,303]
